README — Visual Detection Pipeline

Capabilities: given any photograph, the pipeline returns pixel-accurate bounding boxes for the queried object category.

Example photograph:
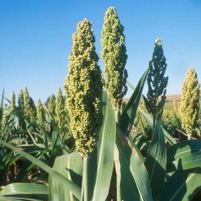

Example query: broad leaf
[0,140,81,200]
[49,153,82,201]
[90,92,116,201]
[115,126,153,201]
[145,121,166,201]
[161,168,201,201]
[167,140,201,171]
[0,183,48,201]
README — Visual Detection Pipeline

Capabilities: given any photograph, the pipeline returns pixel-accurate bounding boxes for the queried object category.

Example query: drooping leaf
[0,140,81,200]
[145,121,166,201]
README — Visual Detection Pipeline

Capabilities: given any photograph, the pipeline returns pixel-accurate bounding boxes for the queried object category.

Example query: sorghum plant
[55,87,65,130]
[180,67,200,138]
[23,86,36,120]
[9,92,16,112]
[64,19,103,156]
[46,94,56,115]
[101,7,128,111]
[36,99,45,128]
[145,38,168,121]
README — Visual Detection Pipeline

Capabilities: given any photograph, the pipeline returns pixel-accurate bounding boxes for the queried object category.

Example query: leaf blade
[91,92,116,201]
[138,107,176,145]
[167,140,201,171]
[0,183,48,201]
[0,140,81,200]
[145,121,166,201]
[161,168,201,201]
[115,126,153,201]
[49,153,82,201]
[120,68,148,136]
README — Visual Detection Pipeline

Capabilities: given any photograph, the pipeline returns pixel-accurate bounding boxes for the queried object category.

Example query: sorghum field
[1,6,201,201]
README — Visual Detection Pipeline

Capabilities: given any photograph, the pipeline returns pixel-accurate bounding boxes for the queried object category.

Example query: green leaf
[49,153,82,201]
[0,196,14,201]
[120,69,148,136]
[142,95,154,117]
[167,140,201,171]
[145,121,166,201]
[115,126,153,201]
[138,107,176,145]
[126,79,176,145]
[89,92,116,201]
[0,183,48,201]
[0,151,14,177]
[161,168,201,201]
[0,140,81,200]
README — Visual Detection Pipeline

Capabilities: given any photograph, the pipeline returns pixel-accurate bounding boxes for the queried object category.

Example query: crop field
[1,5,201,201]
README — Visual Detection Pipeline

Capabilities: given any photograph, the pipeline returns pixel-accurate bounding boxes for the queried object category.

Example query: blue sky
[1,0,201,103]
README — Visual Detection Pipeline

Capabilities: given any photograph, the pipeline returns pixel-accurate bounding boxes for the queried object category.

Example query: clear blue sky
[1,0,201,103]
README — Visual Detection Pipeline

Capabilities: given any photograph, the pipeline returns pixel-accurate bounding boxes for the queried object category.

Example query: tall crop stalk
[64,18,103,201]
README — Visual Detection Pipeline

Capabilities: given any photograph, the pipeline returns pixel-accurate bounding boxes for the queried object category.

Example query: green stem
[114,145,122,201]
[81,156,90,201]
[115,110,120,124]
[115,110,121,201]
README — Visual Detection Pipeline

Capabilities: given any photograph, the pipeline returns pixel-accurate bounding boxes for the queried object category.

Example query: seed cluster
[36,99,45,127]
[146,38,168,119]
[101,7,128,111]
[55,88,65,130]
[64,19,103,156]
[180,67,200,135]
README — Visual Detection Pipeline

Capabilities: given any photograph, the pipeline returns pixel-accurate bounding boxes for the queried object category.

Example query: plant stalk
[81,156,90,201]
[115,110,120,124]
[115,110,121,201]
